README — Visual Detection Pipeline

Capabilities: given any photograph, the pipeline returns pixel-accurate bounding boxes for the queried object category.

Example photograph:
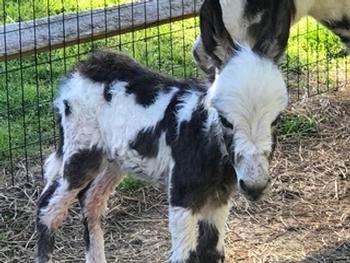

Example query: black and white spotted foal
[36,46,287,263]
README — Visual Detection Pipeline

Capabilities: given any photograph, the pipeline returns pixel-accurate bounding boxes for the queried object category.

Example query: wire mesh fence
[0,0,349,186]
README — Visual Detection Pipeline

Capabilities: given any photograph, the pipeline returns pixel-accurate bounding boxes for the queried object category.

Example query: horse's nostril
[239,179,267,200]
[239,179,248,192]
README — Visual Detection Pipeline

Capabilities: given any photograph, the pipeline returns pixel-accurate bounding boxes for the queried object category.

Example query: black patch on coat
[269,114,281,161]
[82,217,90,251]
[124,81,171,107]
[322,17,350,46]
[249,0,296,62]
[160,91,184,144]
[77,181,93,251]
[37,180,59,209]
[103,83,113,102]
[322,16,350,30]
[57,114,64,157]
[64,146,103,190]
[77,180,93,202]
[219,115,233,130]
[36,222,55,263]
[129,90,188,158]
[130,127,160,158]
[186,251,199,263]
[339,35,350,44]
[77,50,205,107]
[36,181,60,261]
[196,221,224,263]
[63,100,71,116]
[169,103,236,211]
[36,181,59,262]
[199,0,237,68]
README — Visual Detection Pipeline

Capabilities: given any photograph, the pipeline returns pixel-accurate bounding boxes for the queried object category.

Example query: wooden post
[0,0,203,61]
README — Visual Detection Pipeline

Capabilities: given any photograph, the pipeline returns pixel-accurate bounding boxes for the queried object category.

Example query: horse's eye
[263,151,270,158]
[236,153,243,163]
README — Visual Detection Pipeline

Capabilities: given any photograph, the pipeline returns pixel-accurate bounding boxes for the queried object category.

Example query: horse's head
[209,46,288,200]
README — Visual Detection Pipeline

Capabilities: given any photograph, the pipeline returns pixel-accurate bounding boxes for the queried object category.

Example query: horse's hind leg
[36,147,104,263]
[78,162,124,263]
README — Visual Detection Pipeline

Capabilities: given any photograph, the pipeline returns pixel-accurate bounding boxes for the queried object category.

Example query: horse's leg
[78,162,124,263]
[168,206,199,263]
[36,147,103,263]
[196,203,231,263]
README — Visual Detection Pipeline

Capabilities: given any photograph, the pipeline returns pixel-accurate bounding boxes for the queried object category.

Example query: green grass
[118,176,144,192]
[277,114,318,138]
[0,0,131,24]
[281,17,349,98]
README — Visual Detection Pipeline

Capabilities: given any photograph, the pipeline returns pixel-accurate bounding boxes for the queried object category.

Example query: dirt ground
[1,88,350,263]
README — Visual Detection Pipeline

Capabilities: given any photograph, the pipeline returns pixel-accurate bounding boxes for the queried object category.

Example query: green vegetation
[277,113,318,138]
[118,175,143,192]
[281,17,348,99]
[0,0,131,24]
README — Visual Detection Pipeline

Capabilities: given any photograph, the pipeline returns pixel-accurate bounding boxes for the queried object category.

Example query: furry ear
[199,0,237,69]
[192,37,216,81]
[252,0,296,62]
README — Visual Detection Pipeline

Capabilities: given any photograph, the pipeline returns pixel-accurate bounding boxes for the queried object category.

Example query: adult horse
[193,0,350,78]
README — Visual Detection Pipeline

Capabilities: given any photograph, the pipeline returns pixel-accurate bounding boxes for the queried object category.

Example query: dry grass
[1,88,350,263]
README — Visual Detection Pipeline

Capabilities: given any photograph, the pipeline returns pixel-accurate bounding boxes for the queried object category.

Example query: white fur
[169,206,198,262]
[43,153,62,185]
[56,75,178,185]
[176,91,200,132]
[208,46,288,190]
[208,46,288,155]
[219,0,249,44]
[56,74,106,158]
[39,179,77,230]
[100,82,176,154]
[86,228,106,263]
[199,203,232,254]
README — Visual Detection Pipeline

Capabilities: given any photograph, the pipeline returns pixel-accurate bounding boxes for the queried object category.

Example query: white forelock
[208,46,288,155]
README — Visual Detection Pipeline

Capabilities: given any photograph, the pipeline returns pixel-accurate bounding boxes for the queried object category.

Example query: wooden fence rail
[0,0,203,61]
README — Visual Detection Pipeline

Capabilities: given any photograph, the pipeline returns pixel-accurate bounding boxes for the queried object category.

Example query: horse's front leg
[168,206,199,263]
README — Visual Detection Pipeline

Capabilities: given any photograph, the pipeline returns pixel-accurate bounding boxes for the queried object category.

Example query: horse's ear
[253,0,296,62]
[199,0,237,68]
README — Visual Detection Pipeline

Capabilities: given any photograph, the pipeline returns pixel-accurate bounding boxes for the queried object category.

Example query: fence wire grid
[0,0,349,186]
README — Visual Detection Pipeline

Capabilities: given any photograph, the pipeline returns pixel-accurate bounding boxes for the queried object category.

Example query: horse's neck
[294,0,350,24]
[293,0,316,24]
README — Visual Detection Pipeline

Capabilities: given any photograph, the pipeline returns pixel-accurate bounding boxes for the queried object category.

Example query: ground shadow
[279,239,350,263]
